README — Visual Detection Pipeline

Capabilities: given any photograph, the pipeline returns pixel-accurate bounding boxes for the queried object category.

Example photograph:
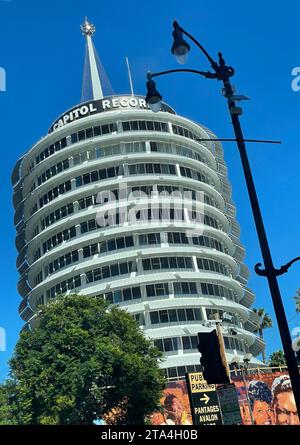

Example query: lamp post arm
[255,256,300,276]
[147,68,217,80]
[173,21,217,69]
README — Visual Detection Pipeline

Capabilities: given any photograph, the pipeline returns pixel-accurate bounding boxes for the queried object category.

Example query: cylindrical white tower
[12,19,264,381]
[12,94,264,379]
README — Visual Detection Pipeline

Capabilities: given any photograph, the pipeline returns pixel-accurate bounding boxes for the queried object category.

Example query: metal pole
[240,366,255,425]
[223,76,300,416]
[213,314,231,382]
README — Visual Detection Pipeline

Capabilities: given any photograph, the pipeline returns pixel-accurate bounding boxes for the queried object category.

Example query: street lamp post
[145,20,300,415]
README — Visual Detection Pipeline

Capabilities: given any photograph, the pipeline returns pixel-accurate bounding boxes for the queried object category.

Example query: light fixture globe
[145,77,162,113]
[171,26,190,65]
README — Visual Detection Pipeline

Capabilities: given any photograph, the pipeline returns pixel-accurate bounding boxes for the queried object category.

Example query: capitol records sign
[48,95,175,133]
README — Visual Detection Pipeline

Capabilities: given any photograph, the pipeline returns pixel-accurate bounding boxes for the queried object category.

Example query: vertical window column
[160,232,168,247]
[152,184,159,199]
[80,272,86,288]
[66,135,72,146]
[200,306,207,320]
[143,300,152,330]
[167,122,174,134]
[175,163,181,177]
[136,257,143,274]
[192,256,199,272]
[177,337,184,357]
[75,224,81,237]
[123,163,129,178]
[169,281,175,300]
[145,141,151,153]
[71,178,77,190]
[73,200,80,212]
[116,121,123,133]
[78,247,84,261]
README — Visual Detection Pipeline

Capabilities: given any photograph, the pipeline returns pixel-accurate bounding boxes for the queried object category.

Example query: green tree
[268,350,286,368]
[253,308,273,364]
[294,289,300,313]
[5,294,165,425]
[0,381,17,425]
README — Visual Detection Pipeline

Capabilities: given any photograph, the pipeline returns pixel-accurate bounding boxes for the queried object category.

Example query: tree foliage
[294,289,300,313]
[2,295,165,425]
[253,308,273,364]
[268,350,286,367]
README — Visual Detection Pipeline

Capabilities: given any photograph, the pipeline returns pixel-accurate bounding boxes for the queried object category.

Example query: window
[142,256,193,272]
[85,261,135,284]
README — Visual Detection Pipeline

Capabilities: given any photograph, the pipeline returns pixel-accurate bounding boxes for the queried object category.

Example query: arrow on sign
[200,393,210,404]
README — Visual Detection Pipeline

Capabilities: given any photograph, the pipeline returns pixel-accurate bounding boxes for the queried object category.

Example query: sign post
[186,372,223,425]
[217,383,243,425]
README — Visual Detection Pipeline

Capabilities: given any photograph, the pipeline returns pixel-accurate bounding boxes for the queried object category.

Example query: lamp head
[145,75,162,113]
[243,353,252,364]
[171,22,190,64]
[230,355,240,366]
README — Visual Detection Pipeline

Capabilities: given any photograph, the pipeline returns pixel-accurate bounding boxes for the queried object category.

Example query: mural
[232,372,299,425]
[150,380,193,425]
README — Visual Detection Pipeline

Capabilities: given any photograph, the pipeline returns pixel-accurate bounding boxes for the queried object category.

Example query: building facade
[12,19,264,381]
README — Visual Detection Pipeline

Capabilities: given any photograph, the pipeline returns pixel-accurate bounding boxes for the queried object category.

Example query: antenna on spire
[80,17,114,102]
[125,57,134,96]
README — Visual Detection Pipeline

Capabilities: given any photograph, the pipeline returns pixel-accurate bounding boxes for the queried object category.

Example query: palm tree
[253,308,273,364]
[294,289,300,313]
[269,350,286,368]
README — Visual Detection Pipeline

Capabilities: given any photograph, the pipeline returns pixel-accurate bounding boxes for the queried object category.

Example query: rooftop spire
[80,17,114,102]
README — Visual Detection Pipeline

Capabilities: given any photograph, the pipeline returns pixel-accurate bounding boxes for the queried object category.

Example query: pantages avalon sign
[48,95,175,133]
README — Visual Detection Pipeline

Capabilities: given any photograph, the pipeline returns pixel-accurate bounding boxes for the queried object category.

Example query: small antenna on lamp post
[125,57,134,96]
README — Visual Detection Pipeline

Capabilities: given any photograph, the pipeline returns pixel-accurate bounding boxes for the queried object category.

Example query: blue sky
[0,0,300,381]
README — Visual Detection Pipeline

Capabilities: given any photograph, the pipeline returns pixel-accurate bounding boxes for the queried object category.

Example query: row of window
[41,226,76,256]
[31,161,216,216]
[79,209,219,236]
[35,207,220,260]
[88,280,237,305]
[164,364,202,381]
[43,278,238,310]
[71,123,117,144]
[45,250,79,276]
[75,165,124,187]
[38,180,71,210]
[200,282,236,300]
[86,260,136,284]
[150,141,207,165]
[36,159,70,187]
[154,336,198,353]
[154,335,244,354]
[197,257,230,276]
[45,275,81,300]
[82,235,134,258]
[36,230,233,286]
[142,256,193,271]
[34,137,210,192]
[74,141,147,166]
[167,231,225,253]
[122,120,168,133]
[34,184,217,236]
[128,163,176,176]
[150,308,202,325]
[35,137,67,165]
[45,256,230,289]
[179,166,210,185]
[70,281,235,306]
[41,203,74,230]
[33,120,207,169]
[172,124,203,143]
